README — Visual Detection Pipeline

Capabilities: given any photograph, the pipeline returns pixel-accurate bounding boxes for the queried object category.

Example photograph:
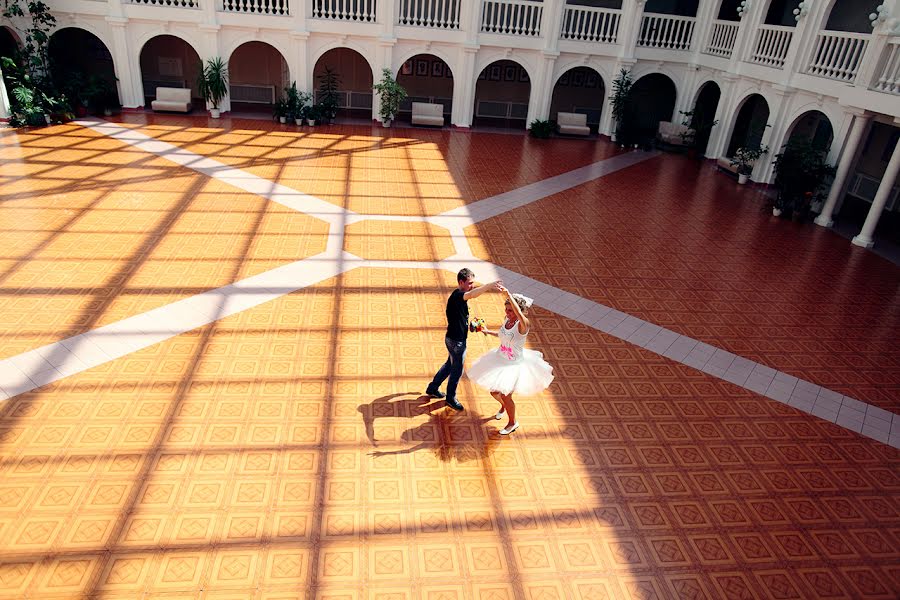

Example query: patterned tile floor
[0,115,898,599]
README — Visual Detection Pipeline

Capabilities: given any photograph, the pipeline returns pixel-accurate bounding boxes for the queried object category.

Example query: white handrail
[481,0,543,36]
[560,5,621,44]
[872,38,900,95]
[397,0,461,29]
[638,14,695,51]
[129,0,198,7]
[806,31,869,82]
[748,24,793,68]
[222,0,289,15]
[703,19,739,58]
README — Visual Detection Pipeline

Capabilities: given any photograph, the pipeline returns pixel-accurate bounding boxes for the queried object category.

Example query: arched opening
[48,28,119,115]
[549,66,605,133]
[0,26,18,62]
[473,59,531,129]
[763,0,801,25]
[313,47,373,122]
[824,0,880,32]
[139,35,202,109]
[645,0,699,16]
[628,72,677,145]
[783,110,833,153]
[228,41,289,116]
[396,54,453,126]
[726,94,769,157]
[687,81,720,156]
[717,0,742,20]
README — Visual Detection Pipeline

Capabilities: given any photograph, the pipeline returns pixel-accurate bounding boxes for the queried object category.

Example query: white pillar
[106,17,141,108]
[374,38,395,123]
[0,62,11,119]
[452,45,477,127]
[815,112,871,227]
[852,129,900,248]
[529,51,558,124]
[542,0,566,52]
[618,0,647,59]
[755,84,793,182]
[690,0,719,59]
[706,74,734,158]
[289,31,310,92]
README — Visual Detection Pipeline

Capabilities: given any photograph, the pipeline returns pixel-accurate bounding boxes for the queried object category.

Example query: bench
[151,87,192,113]
[411,102,444,127]
[656,121,694,147]
[716,156,739,176]
[557,112,590,136]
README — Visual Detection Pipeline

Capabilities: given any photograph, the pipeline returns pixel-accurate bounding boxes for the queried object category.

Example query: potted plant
[273,99,288,123]
[609,68,633,145]
[373,67,407,127]
[678,109,718,159]
[771,137,835,220]
[283,82,301,124]
[317,66,341,124]
[306,104,321,126]
[198,57,228,118]
[730,144,768,185]
[296,91,312,126]
[528,119,554,139]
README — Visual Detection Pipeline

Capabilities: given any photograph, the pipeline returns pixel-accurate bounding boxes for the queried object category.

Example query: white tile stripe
[2,120,897,450]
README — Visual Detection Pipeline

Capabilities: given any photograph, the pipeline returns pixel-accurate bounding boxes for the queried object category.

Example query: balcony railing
[637,14,695,50]
[560,5,620,44]
[129,0,198,6]
[703,20,738,58]
[872,38,900,95]
[481,0,543,36]
[748,24,793,68]
[223,0,289,14]
[806,31,868,82]
[311,0,376,21]
[397,0,460,28]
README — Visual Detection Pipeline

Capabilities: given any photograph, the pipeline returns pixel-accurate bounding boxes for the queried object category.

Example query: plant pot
[103,108,113,117]
[210,108,221,119]
[295,118,303,126]
[772,207,782,217]
[382,119,391,128]
[307,119,315,126]
[738,174,749,185]
[279,117,286,124]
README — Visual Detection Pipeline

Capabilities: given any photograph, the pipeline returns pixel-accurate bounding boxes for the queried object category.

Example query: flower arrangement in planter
[373,68,407,127]
[730,144,768,184]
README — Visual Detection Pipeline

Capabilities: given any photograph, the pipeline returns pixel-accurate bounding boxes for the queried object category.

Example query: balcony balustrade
[480,0,543,36]
[129,0,198,7]
[805,31,868,82]
[223,0,289,14]
[560,5,620,45]
[703,19,738,58]
[748,24,793,68]
[638,14,695,51]
[311,0,376,21]
[397,0,460,28]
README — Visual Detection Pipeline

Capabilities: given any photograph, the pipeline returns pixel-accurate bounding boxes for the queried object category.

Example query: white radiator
[230,84,276,104]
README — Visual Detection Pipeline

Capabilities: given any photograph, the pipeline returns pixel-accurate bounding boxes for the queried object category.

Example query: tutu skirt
[466,348,554,396]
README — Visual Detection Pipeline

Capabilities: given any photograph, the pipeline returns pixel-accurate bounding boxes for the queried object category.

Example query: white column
[690,0,719,59]
[778,10,818,83]
[106,17,141,108]
[542,0,566,52]
[452,45,477,127]
[815,112,871,227]
[0,62,10,119]
[289,31,310,92]
[374,38,395,123]
[706,74,734,158]
[754,84,793,182]
[852,128,900,248]
[618,0,647,59]
[729,0,763,70]
[528,52,558,124]
[379,0,396,39]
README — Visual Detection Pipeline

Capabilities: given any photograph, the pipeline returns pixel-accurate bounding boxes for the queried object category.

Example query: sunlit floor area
[1,115,898,599]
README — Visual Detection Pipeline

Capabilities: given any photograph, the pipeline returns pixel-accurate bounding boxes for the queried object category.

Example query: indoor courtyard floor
[0,115,898,599]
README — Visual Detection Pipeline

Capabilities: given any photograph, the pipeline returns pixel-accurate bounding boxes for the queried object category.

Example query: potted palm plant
[730,144,768,185]
[373,68,407,127]
[609,68,633,145]
[317,66,341,124]
[198,57,228,118]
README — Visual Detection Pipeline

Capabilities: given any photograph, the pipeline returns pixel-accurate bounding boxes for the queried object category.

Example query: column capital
[105,16,128,26]
[541,49,560,60]
[377,37,397,47]
[463,44,480,54]
[290,30,310,40]
[198,24,220,32]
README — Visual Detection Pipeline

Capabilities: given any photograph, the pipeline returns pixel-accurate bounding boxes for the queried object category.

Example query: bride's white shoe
[499,422,519,435]
[494,409,505,420]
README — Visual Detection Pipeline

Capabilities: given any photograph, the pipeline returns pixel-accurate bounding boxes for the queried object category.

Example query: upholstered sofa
[716,156,740,175]
[656,121,694,146]
[557,112,590,136]
[411,102,444,127]
[151,87,192,113]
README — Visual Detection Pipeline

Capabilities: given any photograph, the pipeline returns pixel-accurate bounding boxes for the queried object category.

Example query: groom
[426,268,502,411]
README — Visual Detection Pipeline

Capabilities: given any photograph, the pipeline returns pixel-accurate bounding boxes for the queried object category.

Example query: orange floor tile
[0,117,898,599]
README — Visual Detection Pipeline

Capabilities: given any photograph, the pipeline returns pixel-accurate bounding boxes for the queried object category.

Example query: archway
[783,110,833,153]
[726,94,769,157]
[645,0,699,16]
[688,81,720,156]
[628,72,677,144]
[473,59,530,129]
[0,26,18,61]
[763,0,801,25]
[717,0,741,19]
[824,0,880,32]
[396,54,453,125]
[313,47,373,121]
[228,41,289,114]
[549,66,605,133]
[139,35,202,108]
[49,28,119,115]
